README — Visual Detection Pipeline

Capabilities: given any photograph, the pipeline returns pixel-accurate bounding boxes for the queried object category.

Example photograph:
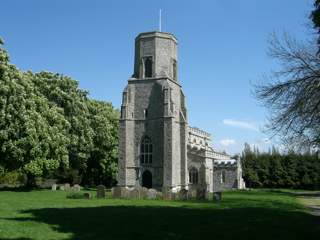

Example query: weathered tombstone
[162,187,173,200]
[83,192,92,199]
[73,184,81,192]
[140,187,149,199]
[97,185,106,199]
[178,189,188,201]
[112,186,127,199]
[156,191,163,200]
[51,184,57,191]
[213,192,222,202]
[128,188,140,199]
[147,189,157,200]
[59,185,65,191]
[187,188,197,200]
[64,183,71,192]
[196,187,207,200]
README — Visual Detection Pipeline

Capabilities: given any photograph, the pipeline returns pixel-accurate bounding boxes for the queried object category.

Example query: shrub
[0,170,27,186]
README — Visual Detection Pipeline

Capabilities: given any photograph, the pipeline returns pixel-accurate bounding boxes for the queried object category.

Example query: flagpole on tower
[159,9,162,32]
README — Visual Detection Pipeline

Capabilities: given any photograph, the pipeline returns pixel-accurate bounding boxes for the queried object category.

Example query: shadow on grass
[0,238,32,240]
[8,203,320,240]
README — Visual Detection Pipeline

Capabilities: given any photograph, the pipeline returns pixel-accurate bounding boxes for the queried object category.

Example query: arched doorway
[142,170,152,188]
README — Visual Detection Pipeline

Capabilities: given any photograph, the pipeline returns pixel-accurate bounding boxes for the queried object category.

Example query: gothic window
[144,57,152,78]
[140,136,153,164]
[221,170,226,184]
[144,109,148,118]
[173,59,177,80]
[122,92,127,103]
[120,106,125,119]
[189,168,198,184]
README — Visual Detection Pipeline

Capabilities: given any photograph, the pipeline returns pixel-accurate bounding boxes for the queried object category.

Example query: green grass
[0,189,319,240]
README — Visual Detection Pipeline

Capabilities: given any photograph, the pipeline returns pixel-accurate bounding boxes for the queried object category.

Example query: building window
[144,57,152,78]
[173,59,177,80]
[221,170,226,184]
[144,109,148,118]
[140,136,152,164]
[189,168,198,184]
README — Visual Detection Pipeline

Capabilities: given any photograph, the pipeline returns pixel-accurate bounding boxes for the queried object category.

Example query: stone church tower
[118,31,188,191]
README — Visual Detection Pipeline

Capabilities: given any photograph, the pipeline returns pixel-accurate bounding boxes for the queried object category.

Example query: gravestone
[196,187,207,200]
[83,192,92,199]
[213,192,222,202]
[64,183,71,191]
[51,184,57,191]
[156,191,163,200]
[59,185,65,191]
[140,187,148,199]
[73,184,81,192]
[129,188,140,199]
[147,189,157,200]
[187,188,197,200]
[112,186,127,198]
[178,189,188,201]
[97,185,106,199]
[162,187,173,200]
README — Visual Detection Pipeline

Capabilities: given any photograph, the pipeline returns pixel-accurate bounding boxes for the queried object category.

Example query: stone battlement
[188,127,211,138]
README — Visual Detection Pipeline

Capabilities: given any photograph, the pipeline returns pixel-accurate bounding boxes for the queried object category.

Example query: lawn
[0,189,319,240]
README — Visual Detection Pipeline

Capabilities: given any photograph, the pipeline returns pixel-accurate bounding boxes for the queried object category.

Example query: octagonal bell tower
[118,31,188,192]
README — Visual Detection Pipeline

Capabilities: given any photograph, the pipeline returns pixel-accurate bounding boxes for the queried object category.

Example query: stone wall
[213,166,238,191]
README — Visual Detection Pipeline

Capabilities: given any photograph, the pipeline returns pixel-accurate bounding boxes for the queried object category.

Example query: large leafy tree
[0,39,70,182]
[32,72,94,177]
[0,38,119,186]
[85,100,119,186]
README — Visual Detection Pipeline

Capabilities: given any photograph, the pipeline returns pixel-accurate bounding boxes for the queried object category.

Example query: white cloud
[220,139,236,146]
[223,119,259,131]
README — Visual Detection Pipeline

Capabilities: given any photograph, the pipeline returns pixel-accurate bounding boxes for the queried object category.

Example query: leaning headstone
[213,192,222,202]
[51,184,57,191]
[147,189,157,200]
[73,184,81,192]
[97,185,106,199]
[59,185,65,191]
[178,189,188,201]
[83,192,92,199]
[64,183,71,192]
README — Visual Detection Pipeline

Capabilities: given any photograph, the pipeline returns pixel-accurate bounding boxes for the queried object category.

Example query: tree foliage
[0,38,119,186]
[241,143,320,189]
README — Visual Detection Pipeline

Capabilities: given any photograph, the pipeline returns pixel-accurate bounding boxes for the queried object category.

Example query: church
[117,31,245,192]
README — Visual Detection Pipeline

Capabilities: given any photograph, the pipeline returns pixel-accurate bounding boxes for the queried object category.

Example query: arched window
[173,60,177,80]
[221,170,226,184]
[144,57,152,78]
[189,168,198,184]
[140,136,153,164]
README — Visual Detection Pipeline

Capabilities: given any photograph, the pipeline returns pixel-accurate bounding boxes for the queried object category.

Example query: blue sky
[0,0,315,154]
